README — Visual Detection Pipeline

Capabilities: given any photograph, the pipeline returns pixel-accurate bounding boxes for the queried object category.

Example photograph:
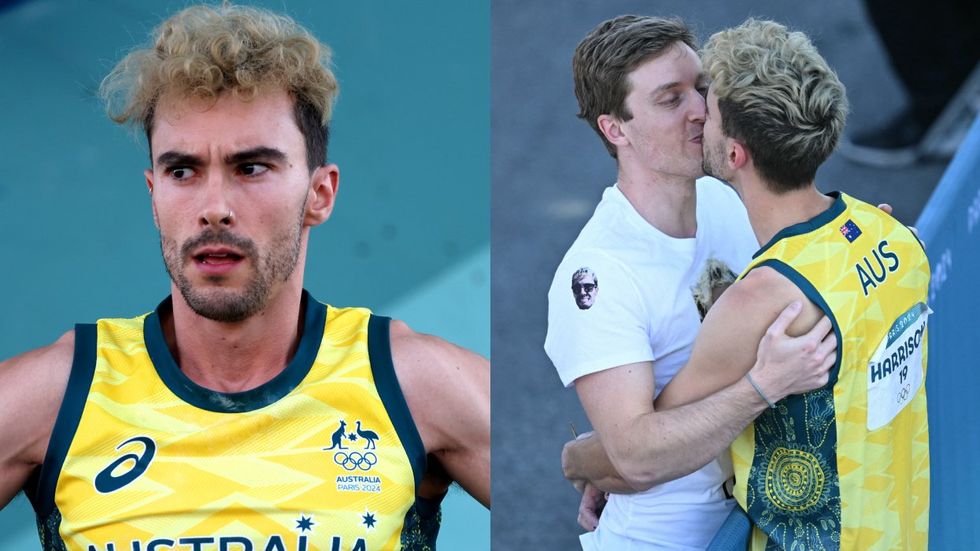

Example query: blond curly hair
[100,3,338,170]
[701,19,847,191]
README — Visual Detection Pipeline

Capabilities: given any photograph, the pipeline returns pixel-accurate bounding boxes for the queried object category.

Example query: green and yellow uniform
[732,192,930,550]
[25,291,438,551]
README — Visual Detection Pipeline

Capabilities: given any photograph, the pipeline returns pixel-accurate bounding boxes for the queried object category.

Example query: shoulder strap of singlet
[366,315,427,490]
[748,259,843,385]
[25,323,98,518]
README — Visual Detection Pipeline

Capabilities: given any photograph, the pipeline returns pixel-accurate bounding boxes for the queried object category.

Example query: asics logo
[94,436,157,494]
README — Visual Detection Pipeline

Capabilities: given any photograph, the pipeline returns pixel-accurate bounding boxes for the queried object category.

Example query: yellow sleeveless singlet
[25,291,439,551]
[731,193,930,550]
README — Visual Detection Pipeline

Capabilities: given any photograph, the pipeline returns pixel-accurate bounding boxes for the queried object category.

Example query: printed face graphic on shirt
[572,268,598,310]
[691,258,737,321]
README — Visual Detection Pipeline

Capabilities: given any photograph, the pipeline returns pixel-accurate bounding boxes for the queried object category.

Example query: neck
[161,276,307,393]
[616,161,698,238]
[737,174,833,246]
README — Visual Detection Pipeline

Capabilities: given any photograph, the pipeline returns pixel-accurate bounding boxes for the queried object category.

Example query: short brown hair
[100,3,339,171]
[572,15,697,158]
[701,19,847,191]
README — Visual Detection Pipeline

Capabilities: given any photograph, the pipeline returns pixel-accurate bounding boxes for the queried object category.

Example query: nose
[689,91,706,123]
[199,172,235,228]
[202,209,234,227]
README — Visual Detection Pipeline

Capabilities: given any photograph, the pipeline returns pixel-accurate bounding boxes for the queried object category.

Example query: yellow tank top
[731,192,930,550]
[25,291,438,551]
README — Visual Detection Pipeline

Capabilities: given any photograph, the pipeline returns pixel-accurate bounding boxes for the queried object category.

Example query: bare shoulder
[387,319,489,452]
[0,331,76,458]
[0,330,76,503]
[726,266,798,303]
[656,265,823,410]
[388,319,489,385]
[5,329,77,374]
[723,266,823,336]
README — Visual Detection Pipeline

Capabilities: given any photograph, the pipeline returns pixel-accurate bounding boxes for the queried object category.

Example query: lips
[190,247,247,276]
[179,231,258,278]
[193,247,244,264]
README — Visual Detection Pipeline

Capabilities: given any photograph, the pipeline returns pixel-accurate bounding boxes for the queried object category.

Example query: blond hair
[701,19,847,191]
[100,3,338,169]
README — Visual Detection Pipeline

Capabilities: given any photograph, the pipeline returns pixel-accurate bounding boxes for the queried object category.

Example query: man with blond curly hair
[684,19,930,549]
[0,5,488,550]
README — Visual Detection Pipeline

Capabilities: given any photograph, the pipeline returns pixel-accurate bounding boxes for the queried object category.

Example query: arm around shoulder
[570,268,834,491]
[0,330,75,508]
[389,320,490,508]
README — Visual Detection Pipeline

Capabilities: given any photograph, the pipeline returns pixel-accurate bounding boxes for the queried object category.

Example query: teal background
[0,0,489,548]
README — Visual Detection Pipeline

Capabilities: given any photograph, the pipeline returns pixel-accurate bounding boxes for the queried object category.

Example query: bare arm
[0,331,74,508]
[563,292,835,492]
[562,433,635,494]
[566,365,776,492]
[655,267,827,410]
[390,320,490,508]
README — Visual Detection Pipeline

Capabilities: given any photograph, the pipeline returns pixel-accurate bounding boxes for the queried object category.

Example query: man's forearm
[589,377,769,491]
[563,435,638,494]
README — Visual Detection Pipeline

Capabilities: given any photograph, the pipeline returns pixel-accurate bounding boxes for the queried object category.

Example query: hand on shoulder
[737,268,837,402]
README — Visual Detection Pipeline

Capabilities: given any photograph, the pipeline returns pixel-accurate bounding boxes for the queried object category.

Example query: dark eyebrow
[649,81,682,99]
[225,147,288,165]
[156,151,203,168]
[155,147,288,169]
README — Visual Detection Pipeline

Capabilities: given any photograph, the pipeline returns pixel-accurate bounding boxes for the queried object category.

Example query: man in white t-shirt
[544,16,838,549]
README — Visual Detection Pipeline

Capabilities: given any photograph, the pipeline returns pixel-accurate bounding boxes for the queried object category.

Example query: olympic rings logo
[898,383,911,402]
[334,451,378,471]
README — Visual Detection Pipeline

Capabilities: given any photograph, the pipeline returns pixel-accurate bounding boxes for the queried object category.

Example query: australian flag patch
[839,219,862,242]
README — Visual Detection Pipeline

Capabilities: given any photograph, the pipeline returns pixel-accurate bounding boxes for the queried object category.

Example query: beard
[160,211,305,323]
[702,138,729,182]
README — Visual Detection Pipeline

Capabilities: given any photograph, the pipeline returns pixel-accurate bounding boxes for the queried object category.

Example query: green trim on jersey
[28,323,98,519]
[144,290,327,413]
[754,192,846,259]
[753,259,843,384]
[368,314,427,490]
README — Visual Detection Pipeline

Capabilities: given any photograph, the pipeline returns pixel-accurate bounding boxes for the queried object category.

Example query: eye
[660,95,681,107]
[169,167,196,180]
[240,164,270,176]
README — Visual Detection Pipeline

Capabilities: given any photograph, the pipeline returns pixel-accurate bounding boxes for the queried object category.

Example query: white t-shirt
[545,178,758,550]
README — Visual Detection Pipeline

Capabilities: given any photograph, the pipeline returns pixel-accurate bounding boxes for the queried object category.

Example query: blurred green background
[0,0,489,548]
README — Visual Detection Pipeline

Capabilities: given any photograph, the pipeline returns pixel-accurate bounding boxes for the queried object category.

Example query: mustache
[180,230,258,260]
